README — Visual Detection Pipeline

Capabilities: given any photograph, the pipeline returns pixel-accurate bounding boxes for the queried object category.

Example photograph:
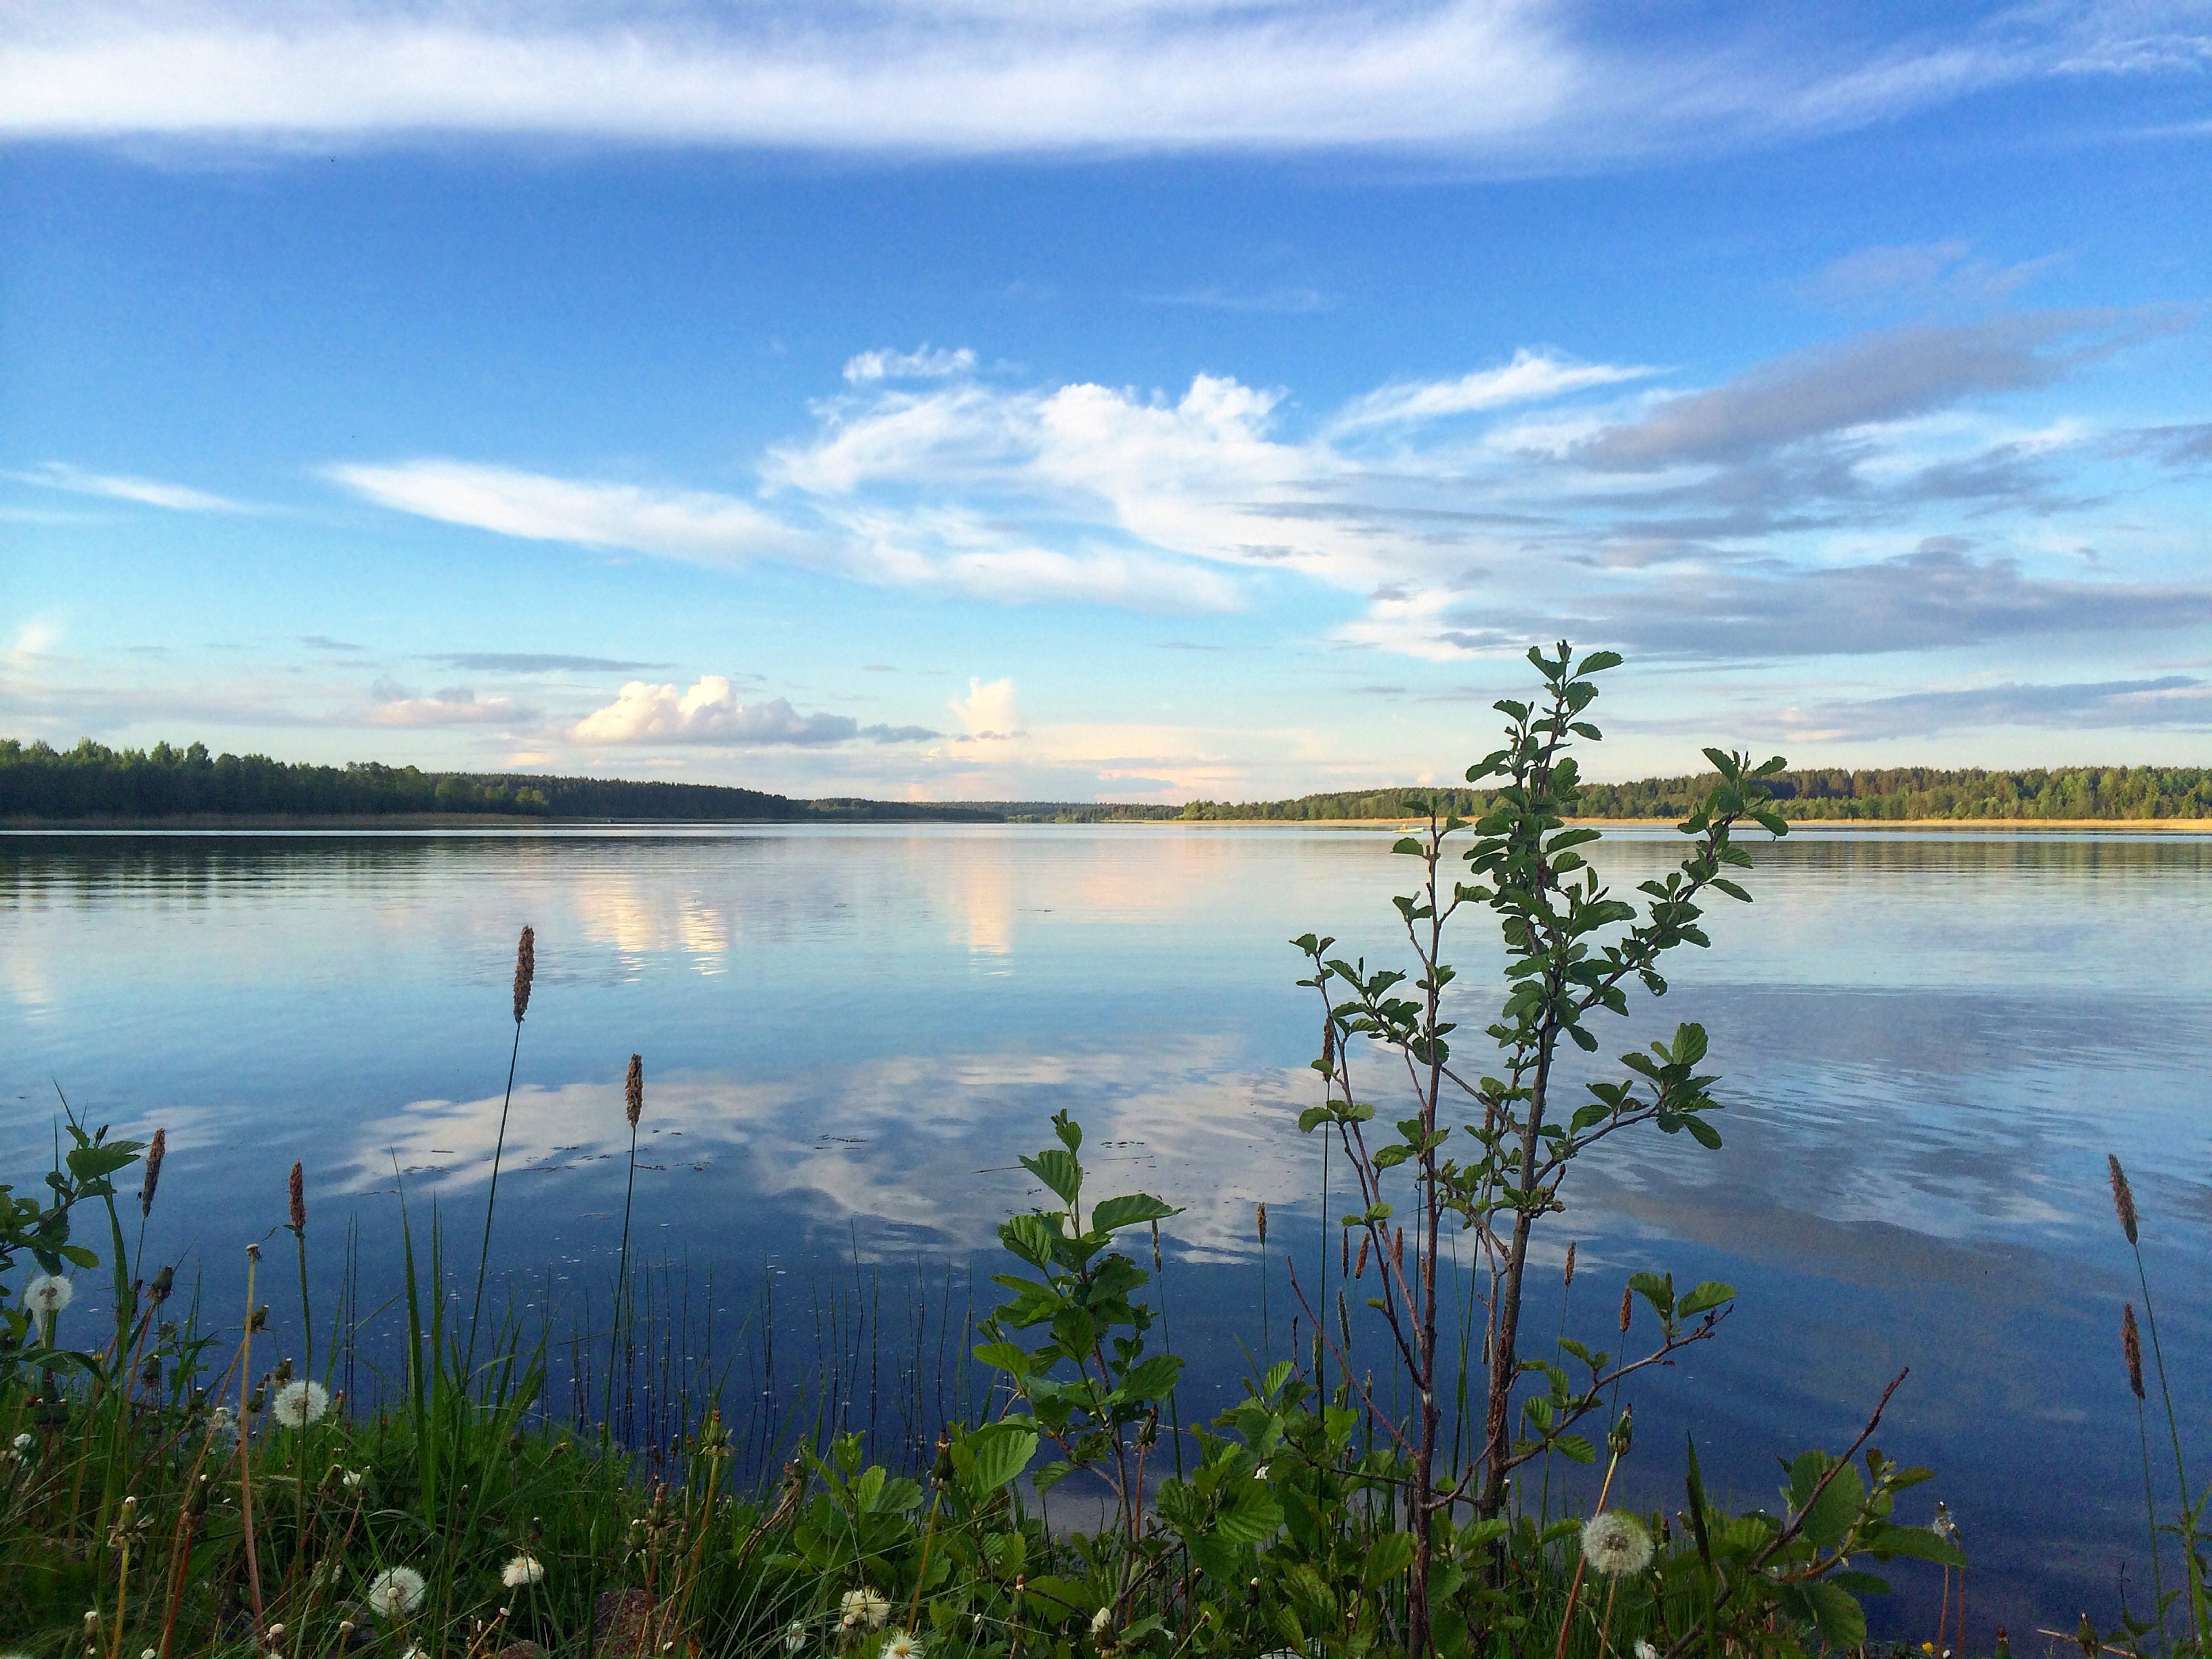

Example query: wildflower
[11,1433,30,1453]
[784,1621,808,1654]
[271,1380,329,1429]
[1090,1605,1113,1640]
[342,1469,365,1490]
[366,1565,428,1617]
[1635,1643,1658,1659]
[1933,1502,1959,1544]
[23,1275,73,1317]
[880,1633,922,1659]
[502,1554,546,1588]
[841,1588,890,1631]
[1252,1464,1269,1481]
[1580,1511,1654,1578]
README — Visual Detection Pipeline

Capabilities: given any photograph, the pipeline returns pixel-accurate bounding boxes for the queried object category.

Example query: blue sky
[3,3,2209,801]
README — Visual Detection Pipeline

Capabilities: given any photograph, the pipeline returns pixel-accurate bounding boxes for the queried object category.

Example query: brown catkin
[1321,1018,1335,1072]
[1619,1284,1633,1333]
[1392,1227,1404,1270]
[2124,1302,2146,1399]
[1355,1233,1370,1280]
[512,924,536,1024]
[1256,1202,1267,1247]
[287,1161,305,1234]
[2109,1153,2139,1245]
[626,1053,644,1128]
[1563,1240,1577,1289]
[141,1128,166,1219]
[1340,1227,1349,1277]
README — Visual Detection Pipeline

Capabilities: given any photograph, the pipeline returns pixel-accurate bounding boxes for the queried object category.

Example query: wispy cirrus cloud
[6,1,2171,164]
[9,460,253,513]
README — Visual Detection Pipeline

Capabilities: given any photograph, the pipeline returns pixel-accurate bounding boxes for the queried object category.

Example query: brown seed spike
[141,1128,166,1220]
[1563,1240,1576,1290]
[2124,1302,2146,1400]
[2108,1153,2139,1246]
[1354,1233,1370,1280]
[1619,1284,1633,1334]
[626,1053,644,1129]
[1256,1203,1267,1247]
[288,1161,305,1234]
[512,925,536,1025]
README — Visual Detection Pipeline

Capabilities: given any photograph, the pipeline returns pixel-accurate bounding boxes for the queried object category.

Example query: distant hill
[5,738,2209,825]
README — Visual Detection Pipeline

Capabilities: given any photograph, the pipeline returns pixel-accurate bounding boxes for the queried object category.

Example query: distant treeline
[0,739,992,823]
[1158,768,2212,823]
[7,739,2210,825]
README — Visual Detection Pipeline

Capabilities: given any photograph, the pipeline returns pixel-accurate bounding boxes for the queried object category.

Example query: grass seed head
[626,1052,644,1128]
[288,1160,305,1234]
[1255,1202,1267,1246]
[513,924,536,1024]
[2108,1153,2138,1245]
[141,1128,165,1218]
[1564,1240,1576,1289]
[2124,1302,2146,1399]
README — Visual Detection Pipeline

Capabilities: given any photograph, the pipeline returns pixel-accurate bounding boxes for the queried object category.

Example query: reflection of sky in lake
[5,825,2211,1635]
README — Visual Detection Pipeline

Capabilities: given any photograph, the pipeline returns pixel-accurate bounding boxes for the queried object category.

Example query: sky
[2,2,2210,802]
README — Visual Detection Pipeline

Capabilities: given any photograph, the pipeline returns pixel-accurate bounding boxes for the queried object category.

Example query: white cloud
[326,461,806,567]
[1329,349,1652,434]
[949,676,1021,740]
[571,676,930,747]
[0,1,2085,163]
[10,461,251,513]
[368,683,531,726]
[9,616,62,661]
[843,344,977,384]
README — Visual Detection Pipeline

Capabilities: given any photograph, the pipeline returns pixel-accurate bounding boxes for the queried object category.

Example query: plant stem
[466,1012,525,1385]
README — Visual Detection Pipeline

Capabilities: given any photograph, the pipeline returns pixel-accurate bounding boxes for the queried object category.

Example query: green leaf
[961,1423,1038,1492]
[1031,1459,1074,1496]
[1792,1578,1866,1649]
[1361,1531,1417,1586]
[1797,1458,1865,1550]
[1022,1575,1099,1618]
[972,1340,1031,1376]
[1677,1282,1735,1318]
[1090,1193,1179,1233]
[1116,1353,1183,1403]
[1212,1478,1285,1544]
[1576,650,1623,676]
[1020,1149,1083,1208]
[1552,1434,1596,1465]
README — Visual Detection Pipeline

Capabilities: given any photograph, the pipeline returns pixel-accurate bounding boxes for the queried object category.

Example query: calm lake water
[5,824,2211,1637]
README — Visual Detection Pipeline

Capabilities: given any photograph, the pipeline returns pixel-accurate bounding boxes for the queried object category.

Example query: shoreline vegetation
[6,737,2212,830]
[6,647,2192,1657]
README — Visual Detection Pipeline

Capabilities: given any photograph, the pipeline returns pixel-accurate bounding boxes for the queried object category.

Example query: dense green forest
[1158,766,2212,822]
[0,739,991,823]
[6,737,2209,824]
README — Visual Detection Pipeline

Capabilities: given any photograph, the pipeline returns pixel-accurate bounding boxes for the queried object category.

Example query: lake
[5,823,2209,1638]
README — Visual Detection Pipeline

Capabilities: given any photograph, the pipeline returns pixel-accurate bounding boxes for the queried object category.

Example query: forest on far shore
[5,736,2211,824]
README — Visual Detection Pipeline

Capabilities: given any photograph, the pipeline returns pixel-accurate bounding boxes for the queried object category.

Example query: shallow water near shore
[5,823,2211,1638]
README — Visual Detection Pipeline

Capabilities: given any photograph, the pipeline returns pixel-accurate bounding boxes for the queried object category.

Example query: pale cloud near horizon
[571,674,938,747]
[2,1,2167,164]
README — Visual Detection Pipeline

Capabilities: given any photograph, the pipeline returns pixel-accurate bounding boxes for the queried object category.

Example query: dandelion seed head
[1580,1511,1654,1578]
[840,1588,890,1631]
[501,1554,545,1588]
[1635,1643,1658,1659]
[271,1380,329,1429]
[11,1433,30,1453]
[23,1275,73,1317]
[880,1632,922,1659]
[366,1565,428,1617]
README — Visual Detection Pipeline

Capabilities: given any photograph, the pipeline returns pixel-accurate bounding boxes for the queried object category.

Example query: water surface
[5,824,2209,1635]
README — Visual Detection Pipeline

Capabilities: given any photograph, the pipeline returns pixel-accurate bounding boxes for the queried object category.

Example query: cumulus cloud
[0,1,2150,164]
[570,676,937,747]
[9,460,251,513]
[949,677,1022,741]
[843,345,977,384]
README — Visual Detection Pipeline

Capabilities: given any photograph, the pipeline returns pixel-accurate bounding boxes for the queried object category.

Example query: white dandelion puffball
[366,1565,428,1617]
[206,1406,239,1452]
[271,1380,329,1429]
[880,1633,922,1659]
[784,1621,808,1654]
[1636,1642,1660,1659]
[23,1275,73,1317]
[1090,1606,1113,1639]
[842,1588,890,1631]
[501,1553,545,1589]
[11,1433,30,1452]
[1581,1511,1654,1577]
